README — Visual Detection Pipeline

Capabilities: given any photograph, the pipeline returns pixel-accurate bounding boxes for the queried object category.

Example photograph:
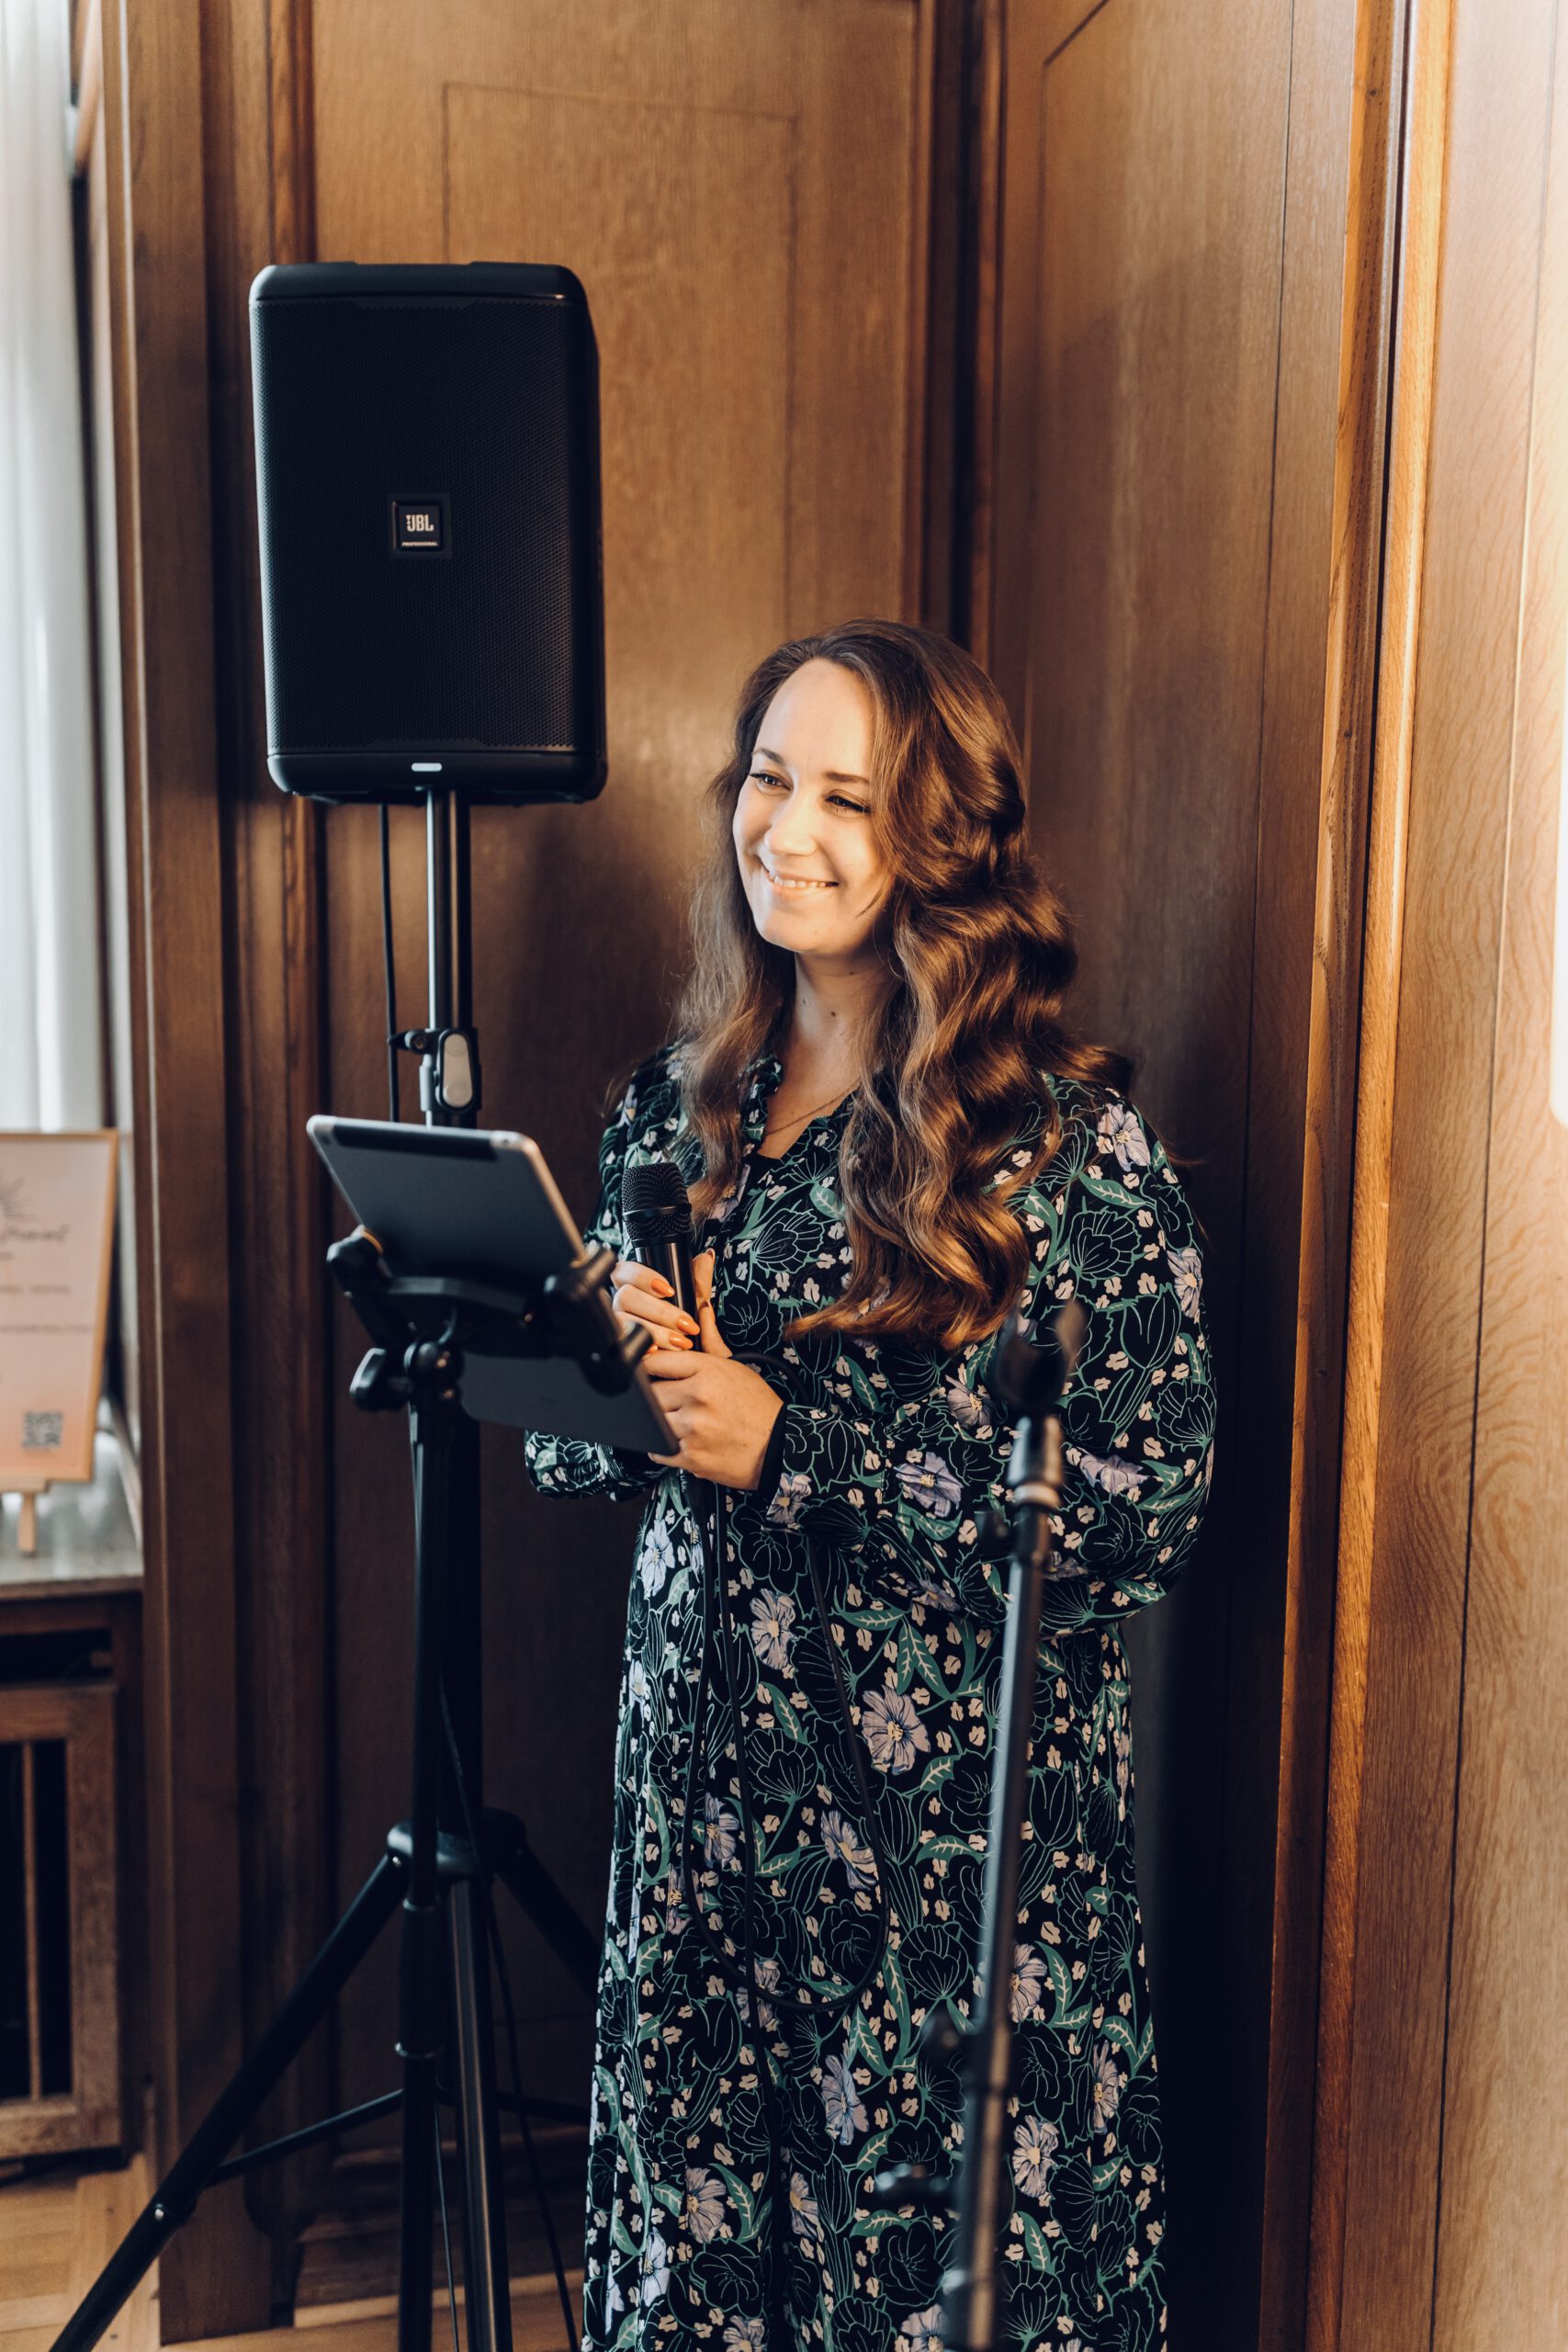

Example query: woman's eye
[746,771,866,814]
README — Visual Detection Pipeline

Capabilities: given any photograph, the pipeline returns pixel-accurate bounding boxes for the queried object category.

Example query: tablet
[308,1114,673,1454]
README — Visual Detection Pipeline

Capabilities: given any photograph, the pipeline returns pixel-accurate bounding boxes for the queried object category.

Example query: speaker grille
[252,294,594,757]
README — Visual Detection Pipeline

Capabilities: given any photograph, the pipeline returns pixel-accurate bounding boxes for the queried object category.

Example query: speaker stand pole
[412,786,513,2352]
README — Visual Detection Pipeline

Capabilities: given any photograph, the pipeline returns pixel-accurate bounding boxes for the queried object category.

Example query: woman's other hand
[609,1257,702,1348]
[645,1250,784,1487]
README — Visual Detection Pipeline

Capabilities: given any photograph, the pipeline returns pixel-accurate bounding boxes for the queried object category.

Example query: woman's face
[731,657,890,965]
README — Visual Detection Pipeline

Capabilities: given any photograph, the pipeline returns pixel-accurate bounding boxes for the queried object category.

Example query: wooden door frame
[97,0,272,2332]
[1304,4,1455,2344]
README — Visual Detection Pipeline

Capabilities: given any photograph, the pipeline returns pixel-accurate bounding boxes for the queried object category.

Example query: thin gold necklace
[761,1085,852,1148]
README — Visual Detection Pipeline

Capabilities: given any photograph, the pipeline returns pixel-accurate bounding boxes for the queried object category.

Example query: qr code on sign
[23,1412,63,1452]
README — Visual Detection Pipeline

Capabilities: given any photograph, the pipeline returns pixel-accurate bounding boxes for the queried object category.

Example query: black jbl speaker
[249,262,605,804]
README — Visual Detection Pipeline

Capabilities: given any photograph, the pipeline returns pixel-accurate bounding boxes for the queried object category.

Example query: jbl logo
[390,496,449,554]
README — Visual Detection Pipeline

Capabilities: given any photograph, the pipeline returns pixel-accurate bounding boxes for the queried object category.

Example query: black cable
[439,1679,581,2352]
[434,2104,461,2352]
[380,803,399,1122]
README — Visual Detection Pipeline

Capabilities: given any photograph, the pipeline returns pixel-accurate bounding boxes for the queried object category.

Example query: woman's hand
[608,1256,702,1349]
[643,1250,784,1489]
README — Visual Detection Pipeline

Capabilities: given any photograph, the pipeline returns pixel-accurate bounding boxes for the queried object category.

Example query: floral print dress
[524,1045,1217,2352]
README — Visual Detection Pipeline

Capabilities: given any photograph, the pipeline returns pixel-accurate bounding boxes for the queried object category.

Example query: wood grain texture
[1258,0,1411,2344]
[914,0,966,636]
[0,1592,144,2177]
[95,0,269,2329]
[1325,0,1568,2344]
[1430,4,1568,2328]
[196,0,336,2304]
[73,0,102,170]
[983,4,1374,2339]
[1308,1,1453,2345]
[0,2143,159,2352]
[1337,0,1552,2336]
[956,0,1003,662]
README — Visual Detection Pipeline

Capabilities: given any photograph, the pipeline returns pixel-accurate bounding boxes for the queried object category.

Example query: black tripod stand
[52,794,606,2352]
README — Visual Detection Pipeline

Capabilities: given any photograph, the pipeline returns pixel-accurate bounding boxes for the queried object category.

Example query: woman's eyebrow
[753,744,871,786]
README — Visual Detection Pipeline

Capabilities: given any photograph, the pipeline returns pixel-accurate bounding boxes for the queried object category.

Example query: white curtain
[0,0,103,1130]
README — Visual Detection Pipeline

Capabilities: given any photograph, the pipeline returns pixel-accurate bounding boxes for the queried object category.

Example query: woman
[525,620,1217,2352]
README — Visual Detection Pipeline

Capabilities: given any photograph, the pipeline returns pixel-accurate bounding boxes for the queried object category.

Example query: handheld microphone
[621,1159,699,1324]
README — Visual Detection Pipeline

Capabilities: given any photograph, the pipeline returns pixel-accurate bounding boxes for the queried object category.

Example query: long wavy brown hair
[669,619,1144,1351]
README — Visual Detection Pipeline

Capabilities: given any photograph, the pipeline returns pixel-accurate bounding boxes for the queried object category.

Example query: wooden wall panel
[983,3,1382,2344]
[1433,1,1568,2315]
[1327,0,1568,2344]
[93,0,269,2330]
[307,0,944,2132]
[446,82,795,831]
[199,0,336,2299]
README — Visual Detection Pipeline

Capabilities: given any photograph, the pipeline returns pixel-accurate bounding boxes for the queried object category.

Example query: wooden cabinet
[0,1582,142,2160]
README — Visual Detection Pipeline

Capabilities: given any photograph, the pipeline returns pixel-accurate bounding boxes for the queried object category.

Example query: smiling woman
[728,658,889,1161]
[523,617,1217,2352]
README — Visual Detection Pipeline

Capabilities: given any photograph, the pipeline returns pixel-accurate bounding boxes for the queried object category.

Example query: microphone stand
[872,1303,1085,2352]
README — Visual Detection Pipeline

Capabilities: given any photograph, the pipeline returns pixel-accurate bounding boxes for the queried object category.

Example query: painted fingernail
[681,1315,700,1334]
[651,1275,672,1295]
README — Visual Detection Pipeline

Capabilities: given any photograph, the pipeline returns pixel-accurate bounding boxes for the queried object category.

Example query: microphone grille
[622,1158,694,1239]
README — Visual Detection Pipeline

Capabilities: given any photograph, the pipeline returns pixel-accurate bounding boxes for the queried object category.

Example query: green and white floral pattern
[525,1046,1217,2351]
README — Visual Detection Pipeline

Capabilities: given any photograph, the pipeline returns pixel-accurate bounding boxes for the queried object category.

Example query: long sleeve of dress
[522,1075,665,1506]
[737,1089,1217,1635]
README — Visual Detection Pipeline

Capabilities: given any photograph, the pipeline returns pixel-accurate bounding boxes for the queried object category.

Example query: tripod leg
[51,1852,409,2352]
[399,1456,444,2352]
[487,1814,600,1998]
[448,1879,513,2352]
[396,1898,439,2352]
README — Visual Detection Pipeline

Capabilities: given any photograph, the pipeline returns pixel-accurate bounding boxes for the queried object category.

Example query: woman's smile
[759,859,839,894]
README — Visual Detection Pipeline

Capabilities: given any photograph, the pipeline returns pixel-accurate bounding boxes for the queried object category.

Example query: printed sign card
[0,1131,118,1490]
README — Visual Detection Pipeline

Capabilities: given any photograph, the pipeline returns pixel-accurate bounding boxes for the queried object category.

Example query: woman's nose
[764,797,818,856]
